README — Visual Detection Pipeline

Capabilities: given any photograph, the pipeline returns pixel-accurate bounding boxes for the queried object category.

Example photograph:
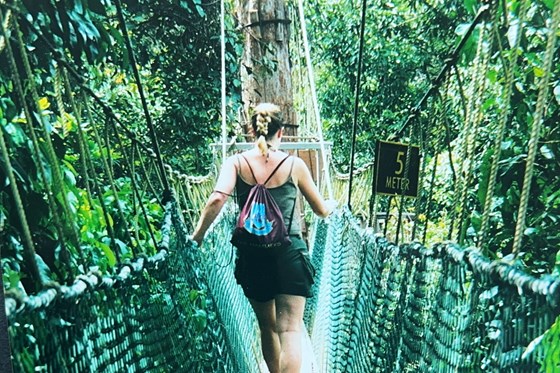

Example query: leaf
[542,0,554,10]
[540,145,554,160]
[189,289,200,302]
[195,5,205,17]
[35,254,52,283]
[507,19,520,48]
[554,82,560,105]
[193,309,208,330]
[3,122,27,146]
[97,241,117,267]
[524,227,537,236]
[38,97,50,111]
[534,67,545,78]
[463,0,477,14]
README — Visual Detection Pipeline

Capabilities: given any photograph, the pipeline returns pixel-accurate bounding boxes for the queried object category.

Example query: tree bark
[237,0,297,136]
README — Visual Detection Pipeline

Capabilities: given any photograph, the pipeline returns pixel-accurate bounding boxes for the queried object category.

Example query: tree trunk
[237,0,297,136]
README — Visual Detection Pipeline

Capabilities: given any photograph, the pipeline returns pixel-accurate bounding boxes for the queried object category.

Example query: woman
[192,103,334,373]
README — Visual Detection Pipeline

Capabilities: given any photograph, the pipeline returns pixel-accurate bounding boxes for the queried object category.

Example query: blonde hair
[251,103,283,156]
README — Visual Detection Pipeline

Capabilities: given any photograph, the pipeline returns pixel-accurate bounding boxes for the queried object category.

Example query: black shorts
[234,235,316,302]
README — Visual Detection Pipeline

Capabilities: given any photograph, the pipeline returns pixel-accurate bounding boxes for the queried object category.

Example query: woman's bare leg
[275,294,306,373]
[250,299,281,373]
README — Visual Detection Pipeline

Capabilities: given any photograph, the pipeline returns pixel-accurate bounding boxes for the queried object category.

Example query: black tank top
[235,155,301,236]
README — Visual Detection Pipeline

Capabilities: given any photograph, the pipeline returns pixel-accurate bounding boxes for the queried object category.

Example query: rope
[455,5,494,244]
[395,125,415,245]
[411,116,428,241]
[54,65,93,207]
[11,14,85,263]
[512,0,560,255]
[395,4,491,138]
[0,10,64,287]
[347,0,368,210]
[2,14,75,279]
[81,93,122,260]
[114,0,171,194]
[478,1,527,250]
[296,0,333,200]
[0,86,42,289]
[422,153,439,245]
[129,142,160,252]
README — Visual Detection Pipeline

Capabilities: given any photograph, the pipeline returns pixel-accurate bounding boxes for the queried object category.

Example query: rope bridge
[2,0,560,371]
[6,200,560,372]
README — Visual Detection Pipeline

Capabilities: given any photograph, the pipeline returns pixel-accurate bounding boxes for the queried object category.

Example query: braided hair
[251,103,284,156]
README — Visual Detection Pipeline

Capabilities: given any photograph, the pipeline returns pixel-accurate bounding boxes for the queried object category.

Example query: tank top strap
[239,154,291,185]
[239,154,258,184]
[289,156,295,176]
[263,155,291,186]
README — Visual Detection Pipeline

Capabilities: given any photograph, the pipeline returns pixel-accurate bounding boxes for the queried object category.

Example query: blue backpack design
[231,155,294,250]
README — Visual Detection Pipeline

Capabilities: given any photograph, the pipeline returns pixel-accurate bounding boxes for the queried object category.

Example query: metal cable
[347,0,368,210]
[114,0,170,194]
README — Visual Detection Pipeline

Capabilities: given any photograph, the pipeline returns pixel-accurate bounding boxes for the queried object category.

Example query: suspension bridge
[2,0,560,372]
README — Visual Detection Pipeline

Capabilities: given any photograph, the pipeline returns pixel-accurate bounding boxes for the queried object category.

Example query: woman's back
[236,148,295,188]
[235,149,301,235]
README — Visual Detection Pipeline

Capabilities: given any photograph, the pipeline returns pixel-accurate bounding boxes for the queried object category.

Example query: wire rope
[512,0,560,255]
[114,0,170,193]
[220,0,227,162]
[347,0,368,210]
[296,0,333,200]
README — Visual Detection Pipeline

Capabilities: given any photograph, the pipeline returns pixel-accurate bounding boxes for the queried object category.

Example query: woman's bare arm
[192,156,238,245]
[292,157,334,218]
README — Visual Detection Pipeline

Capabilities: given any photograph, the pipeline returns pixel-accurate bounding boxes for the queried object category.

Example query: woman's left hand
[188,234,201,246]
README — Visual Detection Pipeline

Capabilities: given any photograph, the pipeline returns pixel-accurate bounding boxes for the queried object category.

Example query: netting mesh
[6,202,560,372]
[306,208,560,373]
[7,202,244,373]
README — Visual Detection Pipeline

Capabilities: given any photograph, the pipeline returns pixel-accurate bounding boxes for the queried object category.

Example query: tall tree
[237,0,296,135]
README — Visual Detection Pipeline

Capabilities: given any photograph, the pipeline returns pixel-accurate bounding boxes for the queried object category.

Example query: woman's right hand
[324,199,338,217]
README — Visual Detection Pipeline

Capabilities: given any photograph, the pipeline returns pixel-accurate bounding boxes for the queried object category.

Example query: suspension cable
[220,0,227,161]
[347,0,368,210]
[478,1,527,251]
[297,0,333,200]
[512,0,560,255]
[114,0,170,193]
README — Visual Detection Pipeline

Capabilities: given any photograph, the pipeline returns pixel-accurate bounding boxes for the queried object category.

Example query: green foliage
[1,0,241,295]
[463,0,560,272]
[20,0,117,64]
[118,0,242,175]
[306,0,469,170]
[523,314,560,371]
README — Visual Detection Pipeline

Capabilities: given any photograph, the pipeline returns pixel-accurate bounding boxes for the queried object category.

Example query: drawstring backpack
[231,154,295,250]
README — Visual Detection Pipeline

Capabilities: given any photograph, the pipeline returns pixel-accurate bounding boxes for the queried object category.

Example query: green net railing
[174,203,263,373]
[6,202,242,373]
[306,208,560,373]
[6,201,560,372]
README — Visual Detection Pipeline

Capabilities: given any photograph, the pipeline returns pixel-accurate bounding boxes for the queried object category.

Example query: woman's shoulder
[226,150,252,162]
[289,155,305,168]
